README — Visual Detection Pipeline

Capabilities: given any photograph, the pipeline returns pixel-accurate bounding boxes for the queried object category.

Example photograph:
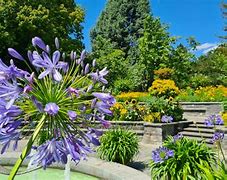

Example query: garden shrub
[148,79,180,99]
[189,74,212,88]
[113,79,136,94]
[142,97,183,122]
[154,68,174,80]
[97,128,139,165]
[150,136,217,179]
[177,86,227,102]
[110,100,143,121]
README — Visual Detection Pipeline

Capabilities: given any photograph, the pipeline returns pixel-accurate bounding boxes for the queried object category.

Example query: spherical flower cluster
[161,115,173,123]
[0,37,115,178]
[210,132,224,144]
[173,133,183,142]
[204,114,224,127]
[151,146,174,164]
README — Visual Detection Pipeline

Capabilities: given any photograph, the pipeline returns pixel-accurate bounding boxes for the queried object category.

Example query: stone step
[183,127,215,134]
[183,136,213,145]
[188,124,218,129]
[183,107,207,112]
[181,131,213,138]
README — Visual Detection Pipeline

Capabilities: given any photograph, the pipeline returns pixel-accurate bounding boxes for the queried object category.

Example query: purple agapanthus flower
[32,50,68,81]
[8,48,24,61]
[89,67,109,84]
[44,103,59,116]
[0,59,29,80]
[94,114,111,128]
[0,120,21,154]
[92,92,116,106]
[204,114,224,127]
[32,37,47,52]
[161,115,173,123]
[210,132,224,143]
[0,80,22,109]
[68,87,80,97]
[173,133,183,142]
[68,110,77,121]
[0,36,115,175]
[152,146,174,164]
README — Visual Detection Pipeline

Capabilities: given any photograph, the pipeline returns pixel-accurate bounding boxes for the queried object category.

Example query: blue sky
[76,0,225,53]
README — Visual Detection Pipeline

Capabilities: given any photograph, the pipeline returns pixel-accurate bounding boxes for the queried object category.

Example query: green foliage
[220,2,227,39]
[150,136,217,179]
[192,45,227,87]
[176,86,227,102]
[90,0,151,92]
[91,0,150,62]
[169,44,194,88]
[113,79,134,94]
[139,15,174,89]
[0,0,84,62]
[189,74,212,88]
[96,49,128,87]
[197,161,227,180]
[97,128,139,165]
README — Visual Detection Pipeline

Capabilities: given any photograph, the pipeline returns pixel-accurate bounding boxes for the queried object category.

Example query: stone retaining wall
[180,102,224,116]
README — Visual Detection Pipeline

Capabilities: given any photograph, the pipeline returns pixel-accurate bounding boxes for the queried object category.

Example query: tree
[220,2,227,40]
[192,44,227,86]
[169,43,194,88]
[90,0,150,63]
[138,15,175,90]
[0,0,84,62]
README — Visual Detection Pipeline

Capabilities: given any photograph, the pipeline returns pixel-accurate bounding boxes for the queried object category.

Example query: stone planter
[142,121,192,146]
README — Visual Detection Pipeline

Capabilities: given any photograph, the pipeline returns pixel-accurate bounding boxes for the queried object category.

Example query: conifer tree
[90,0,150,62]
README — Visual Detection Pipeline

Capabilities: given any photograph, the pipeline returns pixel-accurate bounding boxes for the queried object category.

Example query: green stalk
[8,114,46,180]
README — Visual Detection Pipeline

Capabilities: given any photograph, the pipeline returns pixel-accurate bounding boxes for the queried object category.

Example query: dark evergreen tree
[90,0,150,63]
[220,2,227,40]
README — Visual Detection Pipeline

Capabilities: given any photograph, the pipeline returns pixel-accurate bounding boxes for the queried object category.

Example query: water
[64,155,71,180]
[0,167,99,180]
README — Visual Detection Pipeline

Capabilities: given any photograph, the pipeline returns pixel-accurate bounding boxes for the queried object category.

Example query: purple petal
[53,69,62,82]
[8,48,24,61]
[38,69,51,79]
[32,37,46,51]
[52,51,60,65]
[84,64,89,74]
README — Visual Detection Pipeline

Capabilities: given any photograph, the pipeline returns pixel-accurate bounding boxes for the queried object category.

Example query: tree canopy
[90,0,150,62]
[0,0,84,62]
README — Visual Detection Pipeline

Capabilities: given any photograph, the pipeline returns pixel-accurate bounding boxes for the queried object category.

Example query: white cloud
[196,43,219,54]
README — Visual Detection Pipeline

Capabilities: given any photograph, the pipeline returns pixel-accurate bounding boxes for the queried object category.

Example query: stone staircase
[179,121,217,145]
[179,103,224,145]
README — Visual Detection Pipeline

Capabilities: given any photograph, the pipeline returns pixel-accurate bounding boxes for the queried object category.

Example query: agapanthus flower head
[161,115,173,123]
[0,37,115,176]
[44,103,59,116]
[152,146,174,164]
[173,133,183,142]
[204,114,224,127]
[210,132,224,143]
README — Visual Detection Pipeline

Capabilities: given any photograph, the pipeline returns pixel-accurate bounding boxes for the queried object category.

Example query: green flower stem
[8,114,46,180]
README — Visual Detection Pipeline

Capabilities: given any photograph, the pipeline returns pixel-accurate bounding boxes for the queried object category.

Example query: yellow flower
[120,109,127,115]
[148,79,179,98]
[116,92,149,101]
